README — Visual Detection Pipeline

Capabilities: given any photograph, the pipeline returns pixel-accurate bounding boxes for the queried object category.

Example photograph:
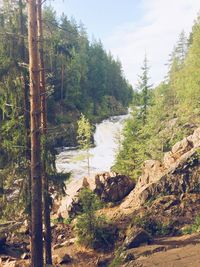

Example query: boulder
[94,173,135,202]
[138,160,163,186]
[82,177,90,188]
[67,195,83,218]
[124,228,152,249]
[138,150,200,205]
[134,127,200,206]
[96,256,113,266]
[57,253,72,265]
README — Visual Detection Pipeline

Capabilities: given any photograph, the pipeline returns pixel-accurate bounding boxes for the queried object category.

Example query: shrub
[132,216,172,237]
[75,188,118,249]
[182,215,200,234]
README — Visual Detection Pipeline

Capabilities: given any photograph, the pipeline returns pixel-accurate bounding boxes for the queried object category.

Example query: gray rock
[134,127,200,206]
[97,256,112,266]
[124,228,152,249]
[58,253,72,264]
[67,195,83,218]
[94,174,135,202]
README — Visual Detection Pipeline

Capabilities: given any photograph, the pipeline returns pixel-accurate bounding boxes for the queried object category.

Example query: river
[56,113,130,179]
[56,113,129,214]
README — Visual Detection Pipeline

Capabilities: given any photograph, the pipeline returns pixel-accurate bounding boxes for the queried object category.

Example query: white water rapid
[56,113,129,214]
[56,113,129,179]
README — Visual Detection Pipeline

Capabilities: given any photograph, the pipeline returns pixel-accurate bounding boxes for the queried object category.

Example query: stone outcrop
[123,228,152,249]
[67,194,83,218]
[118,128,200,215]
[52,253,72,265]
[67,173,135,218]
[98,127,200,227]
[65,128,200,224]
[94,173,135,202]
[142,193,200,229]
[137,128,200,190]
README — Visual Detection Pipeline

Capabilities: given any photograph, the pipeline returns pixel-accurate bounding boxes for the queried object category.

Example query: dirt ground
[123,233,200,267]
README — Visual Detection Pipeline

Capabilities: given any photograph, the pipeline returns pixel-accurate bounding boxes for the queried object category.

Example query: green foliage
[137,55,152,125]
[182,215,200,234]
[42,8,132,124]
[113,107,148,179]
[75,188,117,249]
[78,188,103,212]
[51,216,72,225]
[114,16,200,180]
[108,248,123,267]
[77,114,93,174]
[132,216,172,237]
[77,114,93,151]
[0,0,132,221]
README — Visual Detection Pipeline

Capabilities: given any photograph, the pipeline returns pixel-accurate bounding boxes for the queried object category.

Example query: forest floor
[1,220,200,266]
[121,233,200,267]
[51,232,200,267]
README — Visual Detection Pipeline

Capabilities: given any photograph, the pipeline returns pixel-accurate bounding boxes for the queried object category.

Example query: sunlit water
[56,113,130,179]
[56,113,130,214]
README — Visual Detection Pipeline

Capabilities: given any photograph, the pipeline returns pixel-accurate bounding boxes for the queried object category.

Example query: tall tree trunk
[37,0,52,264]
[27,1,43,266]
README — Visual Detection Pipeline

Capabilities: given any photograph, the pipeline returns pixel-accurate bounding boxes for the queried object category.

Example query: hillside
[1,1,200,267]
[0,1,132,223]
[0,4,132,148]
[113,18,200,180]
[2,124,200,266]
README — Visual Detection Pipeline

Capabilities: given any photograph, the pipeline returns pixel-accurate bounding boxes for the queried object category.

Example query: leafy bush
[75,188,118,249]
[78,188,103,212]
[108,248,123,267]
[132,216,172,237]
[182,215,200,234]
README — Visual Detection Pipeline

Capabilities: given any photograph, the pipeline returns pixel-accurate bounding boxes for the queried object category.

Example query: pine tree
[137,55,152,125]
[27,0,43,265]
[37,0,52,264]
[77,114,92,175]
[175,30,188,66]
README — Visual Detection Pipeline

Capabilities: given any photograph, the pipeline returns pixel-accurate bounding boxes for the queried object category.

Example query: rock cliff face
[116,128,200,266]
[114,127,200,218]
[62,128,200,221]
[138,127,200,188]
[94,173,135,202]
[137,127,200,204]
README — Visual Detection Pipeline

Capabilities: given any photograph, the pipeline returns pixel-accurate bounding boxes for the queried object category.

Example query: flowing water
[56,113,129,179]
[56,113,130,213]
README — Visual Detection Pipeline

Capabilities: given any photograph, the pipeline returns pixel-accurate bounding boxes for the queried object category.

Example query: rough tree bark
[37,0,52,264]
[27,0,43,266]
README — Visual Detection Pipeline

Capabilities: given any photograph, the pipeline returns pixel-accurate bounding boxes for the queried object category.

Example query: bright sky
[50,0,200,87]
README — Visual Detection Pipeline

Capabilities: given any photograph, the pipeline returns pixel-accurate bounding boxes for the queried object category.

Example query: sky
[50,0,200,87]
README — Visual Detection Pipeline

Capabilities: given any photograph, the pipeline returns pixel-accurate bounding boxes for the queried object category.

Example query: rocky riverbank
[1,127,200,266]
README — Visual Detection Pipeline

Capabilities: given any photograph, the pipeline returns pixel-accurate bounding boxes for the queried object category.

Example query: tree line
[0,0,133,266]
[114,16,200,179]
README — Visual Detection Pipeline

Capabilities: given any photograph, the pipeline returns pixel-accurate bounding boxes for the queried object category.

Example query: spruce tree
[137,55,152,125]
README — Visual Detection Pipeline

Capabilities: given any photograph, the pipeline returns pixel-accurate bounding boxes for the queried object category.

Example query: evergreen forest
[1,1,200,267]
[114,20,200,179]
